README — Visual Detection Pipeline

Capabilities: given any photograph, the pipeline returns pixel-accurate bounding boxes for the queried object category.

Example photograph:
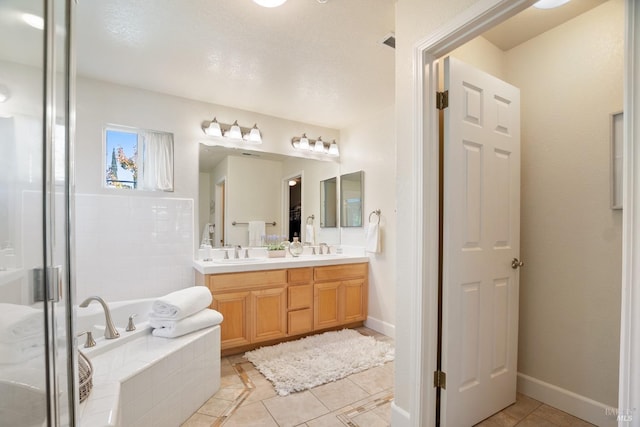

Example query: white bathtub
[77,298,221,427]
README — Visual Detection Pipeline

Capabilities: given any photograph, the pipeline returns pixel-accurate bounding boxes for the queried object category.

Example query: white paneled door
[441,56,521,426]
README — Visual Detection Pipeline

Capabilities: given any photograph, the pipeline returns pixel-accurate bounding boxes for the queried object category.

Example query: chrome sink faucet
[79,296,120,339]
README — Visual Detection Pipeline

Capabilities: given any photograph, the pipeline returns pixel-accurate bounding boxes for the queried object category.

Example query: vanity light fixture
[201,118,262,145]
[291,134,339,157]
[533,0,570,9]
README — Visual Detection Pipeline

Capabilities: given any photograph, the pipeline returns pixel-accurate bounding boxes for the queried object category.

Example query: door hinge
[434,370,447,389]
[436,90,449,110]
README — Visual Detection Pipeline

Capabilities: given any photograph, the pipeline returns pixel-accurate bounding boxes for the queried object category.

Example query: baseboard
[365,316,395,339]
[391,401,411,426]
[517,373,618,427]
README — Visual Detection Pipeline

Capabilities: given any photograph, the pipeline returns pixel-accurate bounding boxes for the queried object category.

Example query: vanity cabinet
[314,264,368,329]
[199,262,368,354]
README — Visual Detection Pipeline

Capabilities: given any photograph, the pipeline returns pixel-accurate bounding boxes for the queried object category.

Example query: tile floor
[181,328,593,426]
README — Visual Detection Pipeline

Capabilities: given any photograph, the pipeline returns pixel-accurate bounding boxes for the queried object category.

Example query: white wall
[75,77,339,301]
[340,105,397,337]
[506,0,623,407]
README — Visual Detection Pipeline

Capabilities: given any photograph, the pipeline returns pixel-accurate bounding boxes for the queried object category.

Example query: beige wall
[507,0,623,406]
[340,105,397,336]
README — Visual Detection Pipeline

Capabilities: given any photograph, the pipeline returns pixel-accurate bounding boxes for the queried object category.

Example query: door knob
[511,258,524,269]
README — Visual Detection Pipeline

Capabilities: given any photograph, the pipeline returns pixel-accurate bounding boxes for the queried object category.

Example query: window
[104,125,174,191]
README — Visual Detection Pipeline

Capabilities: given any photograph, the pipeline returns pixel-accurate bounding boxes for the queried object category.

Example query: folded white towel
[0,335,44,364]
[305,224,315,245]
[0,303,43,343]
[365,223,381,253]
[151,309,223,338]
[248,221,266,247]
[151,287,212,320]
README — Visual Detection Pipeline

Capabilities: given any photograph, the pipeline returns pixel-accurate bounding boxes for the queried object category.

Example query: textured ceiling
[74,0,396,130]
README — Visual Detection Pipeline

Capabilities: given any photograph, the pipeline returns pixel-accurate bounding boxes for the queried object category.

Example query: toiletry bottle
[289,235,303,257]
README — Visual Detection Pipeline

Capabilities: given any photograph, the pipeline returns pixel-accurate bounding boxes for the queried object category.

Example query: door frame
[398,0,640,425]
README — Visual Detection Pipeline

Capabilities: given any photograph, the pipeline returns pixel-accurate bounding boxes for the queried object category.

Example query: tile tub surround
[79,325,221,427]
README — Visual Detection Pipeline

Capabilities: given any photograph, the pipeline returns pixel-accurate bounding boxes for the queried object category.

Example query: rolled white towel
[151,309,223,338]
[151,287,212,320]
[0,303,43,343]
[0,335,44,364]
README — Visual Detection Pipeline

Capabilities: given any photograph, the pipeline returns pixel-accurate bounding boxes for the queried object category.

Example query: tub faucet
[79,296,120,339]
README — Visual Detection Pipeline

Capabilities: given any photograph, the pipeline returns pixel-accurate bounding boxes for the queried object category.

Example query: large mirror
[199,145,340,247]
[320,177,337,228]
[340,170,363,227]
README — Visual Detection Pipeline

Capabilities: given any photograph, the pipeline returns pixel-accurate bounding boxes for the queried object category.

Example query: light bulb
[314,137,325,152]
[226,120,242,139]
[328,140,339,156]
[204,117,222,137]
[253,0,287,7]
[533,0,570,9]
[299,134,310,150]
[248,124,262,143]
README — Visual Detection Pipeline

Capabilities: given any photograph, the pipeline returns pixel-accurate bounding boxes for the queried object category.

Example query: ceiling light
[22,13,44,30]
[288,180,297,186]
[253,0,287,7]
[533,0,570,9]
[314,136,325,153]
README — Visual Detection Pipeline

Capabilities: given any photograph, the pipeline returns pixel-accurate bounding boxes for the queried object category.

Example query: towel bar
[232,221,277,226]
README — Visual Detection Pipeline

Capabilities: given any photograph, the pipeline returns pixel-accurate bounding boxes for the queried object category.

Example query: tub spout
[79,296,120,339]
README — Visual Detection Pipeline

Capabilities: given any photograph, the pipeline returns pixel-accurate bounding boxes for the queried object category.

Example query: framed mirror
[340,171,363,227]
[320,177,337,228]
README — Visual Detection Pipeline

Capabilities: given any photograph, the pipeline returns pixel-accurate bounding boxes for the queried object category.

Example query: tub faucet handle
[77,330,96,348]
[126,314,137,332]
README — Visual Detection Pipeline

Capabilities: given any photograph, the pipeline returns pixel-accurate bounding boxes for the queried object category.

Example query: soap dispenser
[289,234,303,257]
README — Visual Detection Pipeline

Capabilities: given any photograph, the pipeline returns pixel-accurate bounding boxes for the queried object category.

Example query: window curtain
[141,131,173,191]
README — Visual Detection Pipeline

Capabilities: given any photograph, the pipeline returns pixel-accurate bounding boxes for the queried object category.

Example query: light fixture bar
[291,134,339,157]
[201,118,262,145]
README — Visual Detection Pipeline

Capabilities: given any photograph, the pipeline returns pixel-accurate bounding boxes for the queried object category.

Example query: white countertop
[193,253,369,274]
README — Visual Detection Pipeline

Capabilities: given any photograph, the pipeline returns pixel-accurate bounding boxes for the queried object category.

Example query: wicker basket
[78,350,93,403]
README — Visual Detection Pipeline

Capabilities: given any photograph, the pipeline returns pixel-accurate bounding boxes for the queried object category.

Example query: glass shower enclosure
[0,0,76,425]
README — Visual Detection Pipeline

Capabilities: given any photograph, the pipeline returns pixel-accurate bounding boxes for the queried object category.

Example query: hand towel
[305,224,315,245]
[0,303,43,343]
[365,222,381,253]
[151,308,224,338]
[248,221,266,247]
[0,335,44,364]
[151,286,212,320]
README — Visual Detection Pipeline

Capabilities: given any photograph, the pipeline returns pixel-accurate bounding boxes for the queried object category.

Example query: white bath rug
[244,329,394,396]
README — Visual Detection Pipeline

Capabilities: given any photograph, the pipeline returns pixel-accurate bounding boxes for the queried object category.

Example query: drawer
[314,263,367,281]
[288,284,313,310]
[288,267,313,284]
[208,269,287,292]
[288,308,313,336]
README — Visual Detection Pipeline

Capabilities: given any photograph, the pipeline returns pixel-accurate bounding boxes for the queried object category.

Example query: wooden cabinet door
[288,309,313,335]
[212,291,251,349]
[251,286,287,343]
[343,279,367,323]
[314,281,341,329]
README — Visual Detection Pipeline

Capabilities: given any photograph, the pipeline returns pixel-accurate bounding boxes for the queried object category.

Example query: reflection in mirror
[199,145,340,247]
[340,171,364,227]
[320,177,337,228]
